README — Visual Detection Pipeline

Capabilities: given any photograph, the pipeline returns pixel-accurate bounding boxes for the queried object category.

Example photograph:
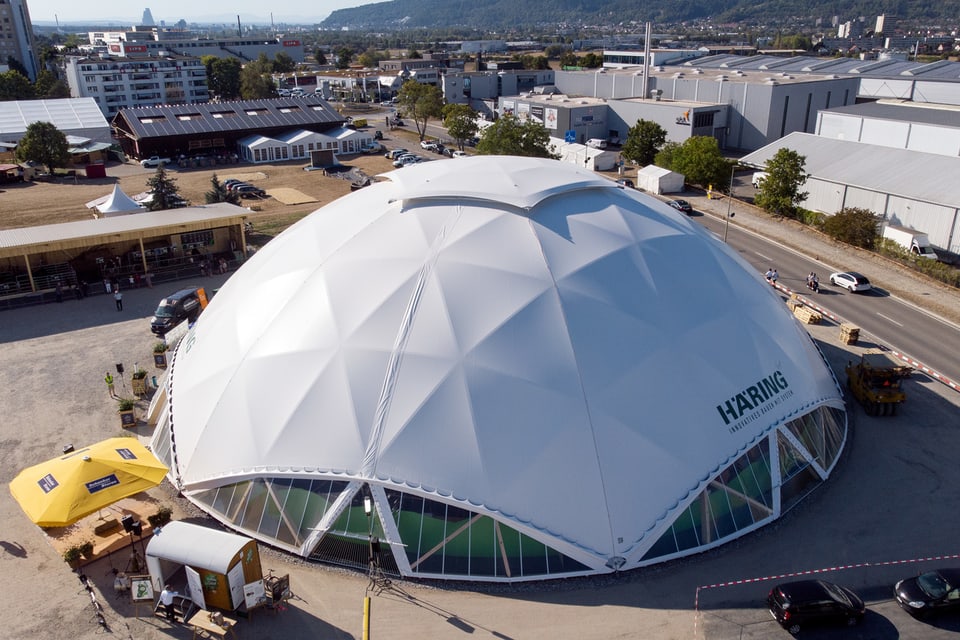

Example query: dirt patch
[0,154,398,233]
[267,187,318,205]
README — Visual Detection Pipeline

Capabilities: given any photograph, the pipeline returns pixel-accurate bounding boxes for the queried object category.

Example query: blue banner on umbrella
[116,448,137,460]
[86,474,120,494]
[38,474,59,494]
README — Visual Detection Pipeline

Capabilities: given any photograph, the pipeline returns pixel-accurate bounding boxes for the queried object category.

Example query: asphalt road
[696,211,960,388]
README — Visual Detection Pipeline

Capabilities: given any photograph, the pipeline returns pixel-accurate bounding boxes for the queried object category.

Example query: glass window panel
[467,516,496,577]
[820,406,847,469]
[779,433,824,512]
[673,504,701,551]
[257,479,286,539]
[239,480,269,531]
[517,534,548,575]
[498,524,522,578]
[224,481,251,523]
[704,482,737,539]
[643,526,678,561]
[211,483,236,516]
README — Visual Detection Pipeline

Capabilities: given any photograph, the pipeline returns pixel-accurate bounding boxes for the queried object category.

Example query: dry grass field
[0,151,400,240]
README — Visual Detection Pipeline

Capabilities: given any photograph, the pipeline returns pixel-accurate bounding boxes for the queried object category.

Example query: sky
[26,1,382,24]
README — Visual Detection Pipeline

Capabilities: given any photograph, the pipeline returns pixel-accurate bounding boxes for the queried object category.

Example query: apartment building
[63,55,210,118]
[0,0,38,80]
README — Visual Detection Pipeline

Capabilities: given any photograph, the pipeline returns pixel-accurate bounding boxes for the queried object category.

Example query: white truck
[140,155,172,168]
[882,224,938,260]
[752,171,768,188]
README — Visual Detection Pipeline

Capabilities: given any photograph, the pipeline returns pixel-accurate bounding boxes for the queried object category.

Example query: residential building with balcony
[63,55,209,118]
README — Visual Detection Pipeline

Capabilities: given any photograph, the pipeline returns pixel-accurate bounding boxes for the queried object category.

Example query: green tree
[518,54,549,70]
[475,114,558,159]
[34,70,70,98]
[357,47,385,68]
[315,49,328,65]
[396,80,444,141]
[209,57,242,100]
[544,44,566,59]
[559,51,579,68]
[621,119,667,166]
[657,136,731,192]
[273,52,296,73]
[442,103,479,150]
[406,48,423,59]
[754,147,809,218]
[579,52,603,68]
[0,69,36,100]
[15,121,69,173]
[144,165,183,211]
[205,173,240,205]
[823,207,880,249]
[240,63,276,100]
[335,47,353,70]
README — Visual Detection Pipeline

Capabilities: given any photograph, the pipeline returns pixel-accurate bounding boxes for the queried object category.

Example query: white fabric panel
[163,156,843,561]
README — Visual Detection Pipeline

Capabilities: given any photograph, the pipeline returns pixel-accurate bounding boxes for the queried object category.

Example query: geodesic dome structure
[152,156,846,582]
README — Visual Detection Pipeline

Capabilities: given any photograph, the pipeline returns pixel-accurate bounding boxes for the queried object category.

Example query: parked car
[616,178,635,189]
[767,580,865,635]
[829,271,872,293]
[140,155,172,168]
[234,185,266,198]
[666,199,693,214]
[393,155,421,168]
[420,140,438,151]
[895,568,960,617]
[222,179,245,189]
[385,148,409,160]
[225,181,251,192]
[452,150,468,158]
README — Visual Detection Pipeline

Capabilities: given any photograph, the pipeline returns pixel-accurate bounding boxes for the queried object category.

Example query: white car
[451,150,467,158]
[420,140,438,151]
[393,155,421,168]
[829,271,872,293]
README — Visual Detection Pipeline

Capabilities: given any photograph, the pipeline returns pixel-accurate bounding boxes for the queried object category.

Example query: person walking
[159,584,178,621]
[114,288,123,311]
[104,371,116,398]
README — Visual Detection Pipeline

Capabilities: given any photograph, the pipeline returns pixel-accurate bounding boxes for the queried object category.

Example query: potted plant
[78,540,95,559]
[131,366,148,397]
[118,397,136,428]
[63,544,82,567]
[153,341,168,368]
[147,506,173,529]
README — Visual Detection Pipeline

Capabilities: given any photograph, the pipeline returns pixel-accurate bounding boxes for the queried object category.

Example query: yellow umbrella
[9,437,168,528]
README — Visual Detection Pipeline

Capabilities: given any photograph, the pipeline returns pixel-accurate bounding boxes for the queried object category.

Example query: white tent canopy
[146,521,250,575]
[85,184,145,215]
[636,164,685,194]
[154,156,846,582]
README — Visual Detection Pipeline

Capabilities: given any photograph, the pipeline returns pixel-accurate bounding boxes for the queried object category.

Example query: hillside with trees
[321,0,960,30]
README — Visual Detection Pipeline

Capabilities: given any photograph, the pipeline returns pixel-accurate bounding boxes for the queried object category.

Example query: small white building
[635,165,685,194]
[237,127,373,164]
[550,137,617,171]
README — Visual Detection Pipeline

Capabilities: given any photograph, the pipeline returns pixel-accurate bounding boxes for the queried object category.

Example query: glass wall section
[309,486,397,575]
[191,478,348,548]
[642,438,773,562]
[778,432,824,512]
[384,489,588,579]
[785,406,846,473]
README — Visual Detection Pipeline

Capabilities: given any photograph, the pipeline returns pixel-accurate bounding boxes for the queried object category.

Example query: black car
[150,287,205,336]
[616,178,634,189]
[895,568,960,617]
[767,580,865,635]
[667,199,693,214]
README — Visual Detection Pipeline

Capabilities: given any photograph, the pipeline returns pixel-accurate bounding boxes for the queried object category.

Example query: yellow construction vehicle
[845,350,912,416]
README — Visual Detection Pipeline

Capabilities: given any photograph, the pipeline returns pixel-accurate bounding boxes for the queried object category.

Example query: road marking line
[876,313,904,327]
[755,252,773,261]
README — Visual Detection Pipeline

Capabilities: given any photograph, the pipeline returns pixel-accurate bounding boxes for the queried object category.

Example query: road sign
[564,130,576,143]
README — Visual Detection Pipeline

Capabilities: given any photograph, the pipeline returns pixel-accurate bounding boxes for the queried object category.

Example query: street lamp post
[723,164,736,243]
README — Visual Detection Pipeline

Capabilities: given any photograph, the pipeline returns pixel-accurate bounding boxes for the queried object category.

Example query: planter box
[131,377,148,397]
[153,352,167,368]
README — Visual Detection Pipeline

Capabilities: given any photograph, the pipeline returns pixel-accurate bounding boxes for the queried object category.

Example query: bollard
[152,376,158,388]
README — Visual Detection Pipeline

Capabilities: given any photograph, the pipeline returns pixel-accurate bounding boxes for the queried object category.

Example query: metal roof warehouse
[111,96,347,160]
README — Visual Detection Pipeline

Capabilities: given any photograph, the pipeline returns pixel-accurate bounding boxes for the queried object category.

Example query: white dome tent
[152,156,846,582]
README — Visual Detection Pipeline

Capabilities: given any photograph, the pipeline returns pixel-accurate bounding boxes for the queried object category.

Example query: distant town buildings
[84,28,305,63]
[0,0,38,80]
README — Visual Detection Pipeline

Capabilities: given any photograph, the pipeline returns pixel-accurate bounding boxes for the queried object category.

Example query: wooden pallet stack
[839,323,860,345]
[792,304,822,324]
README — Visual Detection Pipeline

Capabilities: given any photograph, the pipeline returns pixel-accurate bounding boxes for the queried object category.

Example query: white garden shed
[635,165,685,195]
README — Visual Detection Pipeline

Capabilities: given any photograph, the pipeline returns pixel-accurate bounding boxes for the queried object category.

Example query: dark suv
[150,287,205,336]
[767,580,865,635]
